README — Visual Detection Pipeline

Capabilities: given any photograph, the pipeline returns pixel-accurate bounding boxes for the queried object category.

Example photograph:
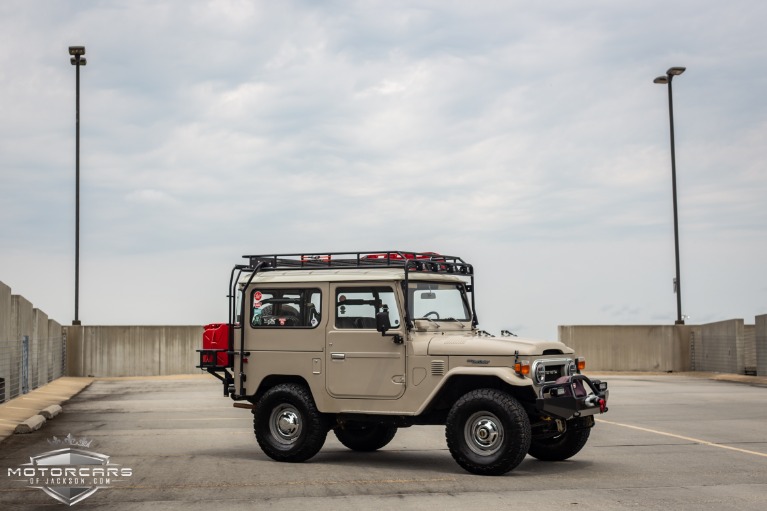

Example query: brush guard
[536,374,608,420]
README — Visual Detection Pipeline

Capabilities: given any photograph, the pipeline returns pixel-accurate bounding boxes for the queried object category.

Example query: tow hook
[585,395,608,413]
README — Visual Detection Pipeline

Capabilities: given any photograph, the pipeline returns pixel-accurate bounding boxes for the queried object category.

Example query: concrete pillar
[32,308,48,389]
[0,281,10,342]
[66,325,83,377]
[757,314,767,377]
[48,319,63,380]
[0,282,11,402]
[10,295,33,398]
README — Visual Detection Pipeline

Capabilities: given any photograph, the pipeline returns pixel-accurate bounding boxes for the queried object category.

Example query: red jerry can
[202,323,230,367]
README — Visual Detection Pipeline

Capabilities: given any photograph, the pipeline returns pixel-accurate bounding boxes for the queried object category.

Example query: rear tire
[528,427,590,461]
[445,388,531,475]
[254,383,327,463]
[334,422,397,451]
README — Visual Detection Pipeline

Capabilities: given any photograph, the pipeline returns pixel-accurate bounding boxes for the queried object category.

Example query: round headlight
[534,363,546,384]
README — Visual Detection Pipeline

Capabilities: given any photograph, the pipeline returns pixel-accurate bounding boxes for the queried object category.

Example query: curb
[41,405,63,419]
[0,377,94,443]
[15,414,46,434]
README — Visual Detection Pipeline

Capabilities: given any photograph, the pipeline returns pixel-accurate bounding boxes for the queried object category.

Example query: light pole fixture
[654,66,686,325]
[69,46,87,326]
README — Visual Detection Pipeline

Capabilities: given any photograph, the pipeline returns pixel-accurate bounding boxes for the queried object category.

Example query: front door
[326,284,406,399]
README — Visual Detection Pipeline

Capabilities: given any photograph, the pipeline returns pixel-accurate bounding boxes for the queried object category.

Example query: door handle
[331,353,346,360]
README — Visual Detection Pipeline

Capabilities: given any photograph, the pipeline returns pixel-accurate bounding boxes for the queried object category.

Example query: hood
[427,333,573,357]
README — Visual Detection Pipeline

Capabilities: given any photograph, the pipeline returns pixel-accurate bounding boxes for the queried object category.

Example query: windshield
[408,282,471,321]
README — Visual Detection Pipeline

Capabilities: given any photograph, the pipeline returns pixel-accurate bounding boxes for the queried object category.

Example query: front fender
[414,366,531,415]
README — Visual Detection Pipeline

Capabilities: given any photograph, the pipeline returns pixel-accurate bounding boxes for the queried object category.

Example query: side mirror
[376,310,391,334]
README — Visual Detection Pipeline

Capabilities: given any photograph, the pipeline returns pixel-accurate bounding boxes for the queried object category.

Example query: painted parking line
[596,418,767,458]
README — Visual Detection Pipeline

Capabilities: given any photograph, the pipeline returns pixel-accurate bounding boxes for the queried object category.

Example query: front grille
[542,364,565,382]
[533,359,570,384]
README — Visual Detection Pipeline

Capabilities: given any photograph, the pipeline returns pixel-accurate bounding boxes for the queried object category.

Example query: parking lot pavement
[0,373,765,510]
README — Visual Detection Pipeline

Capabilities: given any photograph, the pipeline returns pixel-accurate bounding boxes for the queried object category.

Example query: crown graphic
[47,433,93,448]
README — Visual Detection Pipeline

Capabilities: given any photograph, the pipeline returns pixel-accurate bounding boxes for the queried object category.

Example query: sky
[1,0,766,340]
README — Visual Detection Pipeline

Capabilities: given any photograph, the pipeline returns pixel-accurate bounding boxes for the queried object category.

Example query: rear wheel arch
[251,375,312,404]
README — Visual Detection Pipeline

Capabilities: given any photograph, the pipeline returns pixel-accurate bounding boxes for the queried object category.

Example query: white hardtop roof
[238,268,469,285]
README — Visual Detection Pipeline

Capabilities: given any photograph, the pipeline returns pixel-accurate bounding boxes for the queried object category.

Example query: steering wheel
[424,311,440,319]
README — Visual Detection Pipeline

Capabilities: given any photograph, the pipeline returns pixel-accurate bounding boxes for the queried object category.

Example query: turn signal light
[577,358,586,371]
[514,361,530,376]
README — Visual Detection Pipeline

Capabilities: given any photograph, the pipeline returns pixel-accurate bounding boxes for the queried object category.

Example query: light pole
[69,46,86,326]
[654,66,686,325]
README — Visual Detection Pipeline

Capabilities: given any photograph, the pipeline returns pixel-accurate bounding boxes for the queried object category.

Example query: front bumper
[535,374,608,420]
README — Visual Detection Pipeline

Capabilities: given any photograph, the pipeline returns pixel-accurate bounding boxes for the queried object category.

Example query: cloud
[125,189,178,205]
[1,0,766,338]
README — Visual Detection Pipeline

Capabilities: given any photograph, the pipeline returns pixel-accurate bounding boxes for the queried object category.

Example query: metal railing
[0,335,66,404]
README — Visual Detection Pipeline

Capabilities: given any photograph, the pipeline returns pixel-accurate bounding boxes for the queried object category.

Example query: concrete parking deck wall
[694,319,745,374]
[557,324,696,372]
[62,317,767,377]
[66,325,203,377]
[0,280,65,402]
[561,318,764,375]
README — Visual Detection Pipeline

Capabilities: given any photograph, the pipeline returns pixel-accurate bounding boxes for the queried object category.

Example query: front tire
[254,383,328,463]
[334,422,397,452]
[445,388,531,476]
[528,427,590,461]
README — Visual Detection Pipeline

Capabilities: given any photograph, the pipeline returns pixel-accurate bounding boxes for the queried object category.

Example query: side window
[335,286,401,329]
[251,288,321,328]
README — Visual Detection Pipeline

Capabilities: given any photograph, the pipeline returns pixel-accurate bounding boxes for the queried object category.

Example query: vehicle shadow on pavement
[317,449,455,472]
[188,444,595,477]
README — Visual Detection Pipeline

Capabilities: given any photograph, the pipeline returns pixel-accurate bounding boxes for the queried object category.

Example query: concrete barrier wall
[0,280,65,402]
[66,325,203,377]
[560,319,767,374]
[695,319,744,374]
[558,325,695,372]
[756,314,766,377]
[54,316,767,377]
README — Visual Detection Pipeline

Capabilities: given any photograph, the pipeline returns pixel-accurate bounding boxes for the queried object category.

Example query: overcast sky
[1,0,765,340]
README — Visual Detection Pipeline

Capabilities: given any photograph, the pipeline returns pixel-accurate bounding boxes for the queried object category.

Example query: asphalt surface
[0,373,765,510]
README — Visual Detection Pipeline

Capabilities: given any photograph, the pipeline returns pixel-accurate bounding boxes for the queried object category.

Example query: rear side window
[251,288,321,328]
[335,286,401,329]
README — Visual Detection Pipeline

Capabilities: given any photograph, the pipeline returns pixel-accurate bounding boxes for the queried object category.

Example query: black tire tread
[445,388,531,476]
[528,427,590,461]
[334,423,397,452]
[253,383,327,463]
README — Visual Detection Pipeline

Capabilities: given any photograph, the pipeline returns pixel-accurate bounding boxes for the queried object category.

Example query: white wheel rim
[464,411,504,456]
[270,404,302,445]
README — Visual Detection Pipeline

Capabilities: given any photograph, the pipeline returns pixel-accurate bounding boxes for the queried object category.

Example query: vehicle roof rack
[229,250,479,334]
[241,251,473,275]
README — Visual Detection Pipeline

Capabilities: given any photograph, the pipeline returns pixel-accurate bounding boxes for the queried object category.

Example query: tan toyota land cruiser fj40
[198,251,609,475]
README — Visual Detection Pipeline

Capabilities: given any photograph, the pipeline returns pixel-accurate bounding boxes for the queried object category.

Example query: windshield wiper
[416,317,441,328]
[444,317,466,328]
